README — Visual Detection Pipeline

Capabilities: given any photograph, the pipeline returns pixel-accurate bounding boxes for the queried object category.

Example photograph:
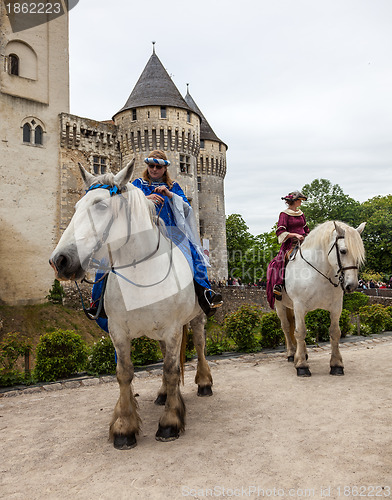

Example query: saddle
[285,243,300,263]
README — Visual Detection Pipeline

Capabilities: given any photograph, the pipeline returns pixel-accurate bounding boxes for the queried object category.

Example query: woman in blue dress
[132,150,222,317]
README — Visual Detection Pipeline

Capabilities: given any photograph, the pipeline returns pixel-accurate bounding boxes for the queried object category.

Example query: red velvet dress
[266,210,309,308]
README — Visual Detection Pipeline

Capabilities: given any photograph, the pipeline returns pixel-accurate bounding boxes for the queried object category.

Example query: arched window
[23,123,31,143]
[9,54,19,75]
[34,125,43,145]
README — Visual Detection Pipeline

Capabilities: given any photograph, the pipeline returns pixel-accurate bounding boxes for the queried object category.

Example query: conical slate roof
[114,52,196,117]
[184,89,227,148]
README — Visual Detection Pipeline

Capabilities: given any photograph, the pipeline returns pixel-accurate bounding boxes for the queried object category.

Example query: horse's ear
[333,221,345,237]
[356,222,366,235]
[114,159,135,188]
[78,163,95,187]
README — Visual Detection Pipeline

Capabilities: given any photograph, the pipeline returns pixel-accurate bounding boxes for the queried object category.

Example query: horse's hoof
[155,425,180,442]
[113,433,137,450]
[296,367,311,377]
[330,366,344,376]
[154,393,167,406]
[197,385,213,397]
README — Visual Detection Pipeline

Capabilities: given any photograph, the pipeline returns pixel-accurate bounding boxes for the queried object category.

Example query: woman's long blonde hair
[142,150,174,188]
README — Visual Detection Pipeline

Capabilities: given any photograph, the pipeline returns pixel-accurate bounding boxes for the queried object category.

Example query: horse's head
[328,221,366,293]
[49,160,135,281]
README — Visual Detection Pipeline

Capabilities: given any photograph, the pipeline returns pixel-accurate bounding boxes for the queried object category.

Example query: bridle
[82,183,168,279]
[74,183,174,317]
[298,234,358,290]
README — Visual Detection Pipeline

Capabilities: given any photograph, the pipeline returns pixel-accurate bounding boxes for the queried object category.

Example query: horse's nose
[345,282,357,293]
[51,254,68,274]
[50,253,75,280]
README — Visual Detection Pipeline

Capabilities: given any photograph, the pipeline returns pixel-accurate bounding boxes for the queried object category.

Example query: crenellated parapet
[59,113,121,233]
[197,140,227,178]
[60,113,118,156]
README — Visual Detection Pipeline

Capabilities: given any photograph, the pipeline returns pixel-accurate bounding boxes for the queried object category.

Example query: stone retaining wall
[62,284,391,323]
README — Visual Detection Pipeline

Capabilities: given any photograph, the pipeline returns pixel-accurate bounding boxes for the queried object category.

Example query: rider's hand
[154,186,173,199]
[289,233,304,241]
[147,193,164,205]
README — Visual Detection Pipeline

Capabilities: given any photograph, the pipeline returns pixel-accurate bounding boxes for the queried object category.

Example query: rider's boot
[194,280,223,317]
[85,298,108,319]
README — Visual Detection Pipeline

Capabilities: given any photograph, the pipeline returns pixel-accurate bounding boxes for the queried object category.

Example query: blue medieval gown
[92,178,210,332]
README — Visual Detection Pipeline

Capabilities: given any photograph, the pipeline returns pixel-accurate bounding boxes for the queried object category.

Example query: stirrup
[204,289,223,309]
[273,284,283,301]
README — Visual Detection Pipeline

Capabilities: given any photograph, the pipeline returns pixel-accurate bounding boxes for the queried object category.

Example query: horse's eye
[94,201,108,211]
[340,249,347,255]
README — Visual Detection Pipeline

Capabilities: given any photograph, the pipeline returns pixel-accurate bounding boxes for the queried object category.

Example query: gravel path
[1,337,391,499]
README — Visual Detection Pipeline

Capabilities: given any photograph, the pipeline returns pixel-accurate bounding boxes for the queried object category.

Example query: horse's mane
[302,220,365,266]
[88,173,157,225]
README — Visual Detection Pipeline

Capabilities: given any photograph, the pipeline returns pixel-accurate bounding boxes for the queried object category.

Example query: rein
[298,234,358,290]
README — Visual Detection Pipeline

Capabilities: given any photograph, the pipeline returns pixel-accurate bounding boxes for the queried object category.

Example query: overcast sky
[69,0,392,236]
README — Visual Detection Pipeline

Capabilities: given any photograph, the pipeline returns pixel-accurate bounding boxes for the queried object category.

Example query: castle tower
[0,3,70,304]
[184,89,228,282]
[113,48,201,213]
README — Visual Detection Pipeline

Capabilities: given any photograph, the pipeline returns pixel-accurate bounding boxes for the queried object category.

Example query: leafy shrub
[343,292,369,313]
[339,309,353,338]
[34,329,88,382]
[0,332,33,387]
[205,326,231,356]
[305,309,331,342]
[305,332,317,345]
[359,304,390,335]
[384,306,392,331]
[359,323,372,337]
[184,330,196,361]
[259,312,285,349]
[88,335,163,374]
[224,304,262,352]
[46,279,65,304]
[131,336,161,366]
[361,271,383,283]
[87,336,116,375]
[305,309,353,342]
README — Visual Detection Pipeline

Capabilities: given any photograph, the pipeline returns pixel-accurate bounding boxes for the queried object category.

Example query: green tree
[226,214,255,280]
[226,215,280,283]
[359,195,392,274]
[301,179,361,229]
[246,229,281,283]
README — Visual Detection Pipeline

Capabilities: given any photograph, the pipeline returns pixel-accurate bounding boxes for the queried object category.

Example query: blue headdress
[144,157,170,166]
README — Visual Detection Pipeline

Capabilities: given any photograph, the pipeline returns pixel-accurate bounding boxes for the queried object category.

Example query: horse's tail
[180,324,188,385]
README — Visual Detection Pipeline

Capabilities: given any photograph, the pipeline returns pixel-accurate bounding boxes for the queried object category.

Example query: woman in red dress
[266,191,309,308]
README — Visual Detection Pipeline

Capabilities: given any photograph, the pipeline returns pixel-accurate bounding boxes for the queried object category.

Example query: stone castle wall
[61,284,391,327]
[0,7,69,304]
[0,7,229,305]
[58,113,121,233]
[198,139,228,281]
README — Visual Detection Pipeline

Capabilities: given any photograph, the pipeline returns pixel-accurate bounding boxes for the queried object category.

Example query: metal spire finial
[152,41,156,54]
